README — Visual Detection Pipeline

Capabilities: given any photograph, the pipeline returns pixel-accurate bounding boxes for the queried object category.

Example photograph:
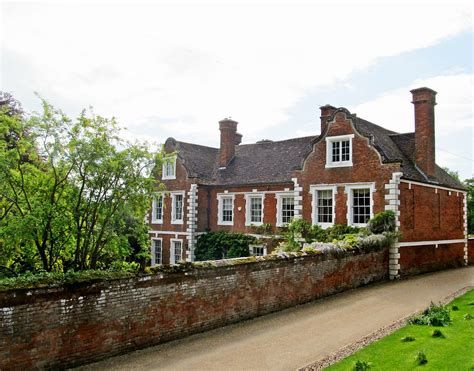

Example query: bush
[194,231,256,261]
[353,360,372,370]
[464,313,473,320]
[415,351,428,365]
[325,224,362,241]
[401,336,416,342]
[367,210,396,234]
[431,329,444,338]
[408,302,451,326]
[0,269,136,291]
[452,305,459,311]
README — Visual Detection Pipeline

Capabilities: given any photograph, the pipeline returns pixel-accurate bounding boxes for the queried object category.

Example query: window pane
[341,140,350,161]
[281,196,295,224]
[332,141,340,162]
[173,241,182,264]
[155,196,163,220]
[174,194,183,220]
[251,246,265,256]
[154,240,162,264]
[317,190,333,223]
[222,197,233,222]
[250,197,262,223]
[164,158,175,177]
[352,188,371,224]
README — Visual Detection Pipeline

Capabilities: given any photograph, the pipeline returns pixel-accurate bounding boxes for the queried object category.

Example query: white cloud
[1,2,472,149]
[350,73,473,179]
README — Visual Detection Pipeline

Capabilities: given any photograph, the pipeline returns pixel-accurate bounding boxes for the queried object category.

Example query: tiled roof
[172,110,466,190]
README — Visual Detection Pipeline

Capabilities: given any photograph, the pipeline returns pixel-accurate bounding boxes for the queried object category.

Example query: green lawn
[327,289,474,370]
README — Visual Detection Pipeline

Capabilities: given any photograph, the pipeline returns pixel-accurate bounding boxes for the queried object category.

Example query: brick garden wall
[0,249,388,370]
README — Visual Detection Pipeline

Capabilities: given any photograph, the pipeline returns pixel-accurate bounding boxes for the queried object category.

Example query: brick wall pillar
[463,191,468,265]
[385,172,403,279]
[292,178,303,219]
[186,184,198,262]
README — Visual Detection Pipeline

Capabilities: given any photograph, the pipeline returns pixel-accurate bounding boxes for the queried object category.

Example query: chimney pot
[411,87,437,178]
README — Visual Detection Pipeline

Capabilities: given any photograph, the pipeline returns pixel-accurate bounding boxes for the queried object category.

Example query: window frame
[245,193,265,226]
[325,134,354,168]
[217,194,235,226]
[311,185,337,228]
[151,238,163,266]
[151,193,164,224]
[171,191,185,225]
[249,245,267,256]
[162,156,177,180]
[276,193,295,227]
[345,183,375,227]
[170,238,183,265]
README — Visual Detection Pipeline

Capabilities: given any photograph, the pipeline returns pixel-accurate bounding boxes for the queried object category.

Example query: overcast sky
[1,1,473,179]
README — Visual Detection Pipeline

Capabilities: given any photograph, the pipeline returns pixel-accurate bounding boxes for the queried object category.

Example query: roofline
[400,177,468,192]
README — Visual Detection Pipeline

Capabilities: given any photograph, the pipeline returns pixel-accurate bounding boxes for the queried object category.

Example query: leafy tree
[466,178,474,234]
[0,96,160,272]
[443,166,462,183]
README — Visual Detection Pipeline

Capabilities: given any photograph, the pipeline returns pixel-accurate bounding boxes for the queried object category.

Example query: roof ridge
[237,135,318,147]
[176,140,218,151]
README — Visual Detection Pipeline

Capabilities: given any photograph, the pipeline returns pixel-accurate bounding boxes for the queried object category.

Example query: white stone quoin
[385,172,403,279]
[186,184,198,262]
[292,177,303,220]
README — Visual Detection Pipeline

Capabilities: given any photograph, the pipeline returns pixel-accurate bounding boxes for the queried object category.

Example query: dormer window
[162,156,176,179]
[325,134,354,168]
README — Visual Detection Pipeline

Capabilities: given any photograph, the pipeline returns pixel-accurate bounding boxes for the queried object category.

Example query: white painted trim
[245,193,265,226]
[276,192,295,227]
[310,185,337,228]
[149,230,190,236]
[170,238,183,265]
[325,134,354,168]
[151,193,164,224]
[150,237,163,266]
[162,155,177,180]
[345,183,375,227]
[217,194,235,226]
[171,191,185,225]
[396,239,466,247]
[400,179,466,194]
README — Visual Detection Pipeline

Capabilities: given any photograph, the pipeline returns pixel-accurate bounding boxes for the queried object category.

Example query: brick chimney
[319,104,337,134]
[219,118,238,167]
[411,87,437,178]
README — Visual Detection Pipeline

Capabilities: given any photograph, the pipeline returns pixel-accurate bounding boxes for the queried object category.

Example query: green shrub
[431,329,444,338]
[401,336,416,342]
[325,224,362,241]
[367,210,396,234]
[0,269,137,291]
[194,231,256,261]
[452,305,459,311]
[353,360,372,370]
[408,302,451,326]
[415,351,428,365]
[464,313,473,320]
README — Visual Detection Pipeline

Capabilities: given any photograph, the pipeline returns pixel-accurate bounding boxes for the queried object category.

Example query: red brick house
[148,87,468,278]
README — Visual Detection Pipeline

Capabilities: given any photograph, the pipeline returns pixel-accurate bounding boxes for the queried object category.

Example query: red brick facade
[148,88,468,277]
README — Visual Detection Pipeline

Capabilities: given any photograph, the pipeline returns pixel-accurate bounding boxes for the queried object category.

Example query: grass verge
[326,289,474,370]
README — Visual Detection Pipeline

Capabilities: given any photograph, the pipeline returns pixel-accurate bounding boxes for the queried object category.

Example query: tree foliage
[0,96,160,273]
[466,178,474,234]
